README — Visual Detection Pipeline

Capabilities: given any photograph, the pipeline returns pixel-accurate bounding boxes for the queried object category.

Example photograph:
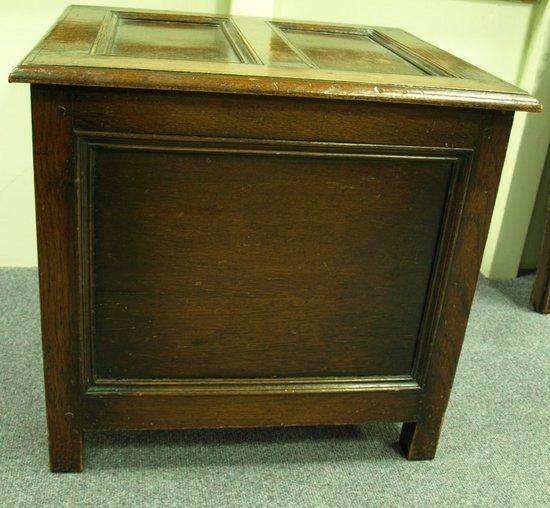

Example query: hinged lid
[9,5,541,112]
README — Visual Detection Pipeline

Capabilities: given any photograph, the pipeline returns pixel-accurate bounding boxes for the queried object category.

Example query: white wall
[481,0,550,277]
[0,1,229,267]
[1,0,544,276]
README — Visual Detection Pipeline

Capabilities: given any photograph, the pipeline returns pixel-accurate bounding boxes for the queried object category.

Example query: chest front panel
[74,90,477,387]
[90,148,452,379]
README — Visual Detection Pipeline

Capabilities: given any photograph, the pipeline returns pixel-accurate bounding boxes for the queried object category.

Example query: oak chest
[10,5,540,471]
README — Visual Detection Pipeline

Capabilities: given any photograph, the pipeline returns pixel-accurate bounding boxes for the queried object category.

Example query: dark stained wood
[72,88,487,147]
[90,146,451,379]
[13,6,539,472]
[269,21,427,75]
[531,199,550,313]
[400,110,515,459]
[82,389,422,430]
[91,11,259,65]
[31,86,84,472]
[9,5,541,112]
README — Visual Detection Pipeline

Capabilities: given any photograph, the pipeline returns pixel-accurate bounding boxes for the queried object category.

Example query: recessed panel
[274,23,428,75]
[90,145,452,380]
[13,6,541,112]
[112,19,240,62]
[93,12,254,64]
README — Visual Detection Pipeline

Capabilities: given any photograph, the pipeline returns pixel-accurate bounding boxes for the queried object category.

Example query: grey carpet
[0,268,548,507]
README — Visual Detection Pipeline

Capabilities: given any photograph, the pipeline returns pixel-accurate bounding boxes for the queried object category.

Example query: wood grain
[9,5,541,112]
[400,110,514,459]
[82,389,422,430]
[71,88,486,147]
[87,142,452,380]
[31,85,84,472]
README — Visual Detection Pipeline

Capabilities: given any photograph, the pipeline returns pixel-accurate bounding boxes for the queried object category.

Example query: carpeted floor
[0,268,548,507]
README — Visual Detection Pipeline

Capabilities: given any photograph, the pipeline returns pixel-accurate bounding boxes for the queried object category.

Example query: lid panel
[272,22,427,75]
[111,19,239,63]
[9,5,541,112]
[91,11,257,64]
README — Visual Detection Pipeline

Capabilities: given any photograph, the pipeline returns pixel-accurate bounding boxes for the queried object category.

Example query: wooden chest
[10,5,540,472]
